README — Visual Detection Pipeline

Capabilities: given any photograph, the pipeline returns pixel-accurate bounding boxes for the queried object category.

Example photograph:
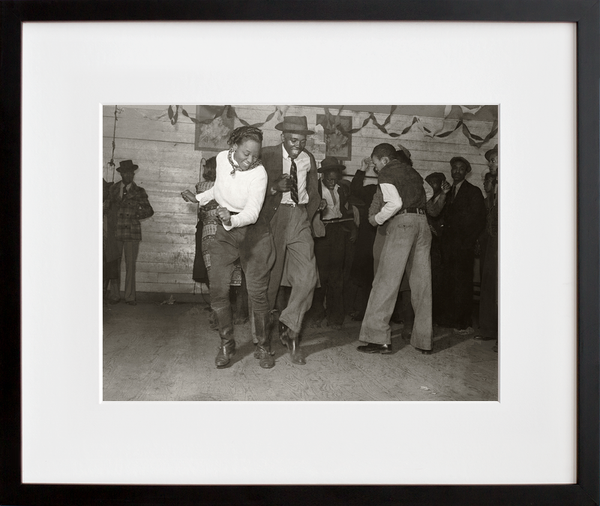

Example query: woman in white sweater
[183,126,275,369]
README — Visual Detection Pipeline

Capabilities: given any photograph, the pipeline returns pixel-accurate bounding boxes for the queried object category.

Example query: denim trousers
[208,221,274,315]
[359,213,433,349]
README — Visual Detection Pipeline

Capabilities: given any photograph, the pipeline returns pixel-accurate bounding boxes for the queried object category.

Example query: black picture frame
[1,1,598,505]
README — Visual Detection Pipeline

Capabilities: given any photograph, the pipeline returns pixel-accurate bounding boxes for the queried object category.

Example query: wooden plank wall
[102,105,497,295]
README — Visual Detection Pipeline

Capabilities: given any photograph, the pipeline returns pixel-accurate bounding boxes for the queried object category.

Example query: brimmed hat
[275,116,314,135]
[485,144,498,161]
[450,156,472,173]
[396,143,412,159]
[116,160,138,173]
[318,156,346,174]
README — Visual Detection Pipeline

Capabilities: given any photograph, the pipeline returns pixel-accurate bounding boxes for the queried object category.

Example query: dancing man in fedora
[104,160,154,305]
[259,116,321,365]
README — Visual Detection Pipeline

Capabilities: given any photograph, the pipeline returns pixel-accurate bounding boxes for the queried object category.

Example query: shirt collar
[282,144,292,160]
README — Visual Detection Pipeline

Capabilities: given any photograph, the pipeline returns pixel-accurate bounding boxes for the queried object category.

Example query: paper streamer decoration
[165,105,497,149]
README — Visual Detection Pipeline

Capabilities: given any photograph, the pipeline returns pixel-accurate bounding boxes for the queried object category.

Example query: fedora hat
[450,156,472,173]
[318,156,346,173]
[275,116,314,135]
[485,144,498,161]
[116,160,139,173]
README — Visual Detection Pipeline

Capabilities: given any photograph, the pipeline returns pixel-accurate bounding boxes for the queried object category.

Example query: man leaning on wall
[104,160,154,306]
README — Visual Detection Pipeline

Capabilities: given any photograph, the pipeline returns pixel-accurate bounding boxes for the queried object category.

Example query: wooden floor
[103,300,498,402]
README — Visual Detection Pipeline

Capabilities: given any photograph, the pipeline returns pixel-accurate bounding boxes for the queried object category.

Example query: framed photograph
[3,1,598,506]
[100,102,499,403]
[194,105,235,152]
[316,113,353,160]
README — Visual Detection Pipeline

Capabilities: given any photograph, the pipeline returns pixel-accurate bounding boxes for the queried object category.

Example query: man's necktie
[123,185,128,199]
[290,159,299,204]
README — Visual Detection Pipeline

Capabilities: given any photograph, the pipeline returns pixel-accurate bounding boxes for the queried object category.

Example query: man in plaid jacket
[104,160,154,305]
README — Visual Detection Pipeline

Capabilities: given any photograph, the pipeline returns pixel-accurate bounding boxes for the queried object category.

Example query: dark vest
[378,159,426,210]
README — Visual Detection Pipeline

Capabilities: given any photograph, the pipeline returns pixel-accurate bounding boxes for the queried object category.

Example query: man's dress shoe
[356,343,392,354]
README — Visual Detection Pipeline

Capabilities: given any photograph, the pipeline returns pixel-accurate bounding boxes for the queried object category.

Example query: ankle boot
[213,307,236,368]
[215,332,236,368]
[253,311,275,369]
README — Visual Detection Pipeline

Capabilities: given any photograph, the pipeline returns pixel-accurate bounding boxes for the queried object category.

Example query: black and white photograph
[102,104,499,402]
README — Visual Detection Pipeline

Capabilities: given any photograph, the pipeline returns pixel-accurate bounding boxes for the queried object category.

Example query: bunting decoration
[316,105,497,149]
[163,104,497,149]
[178,105,284,129]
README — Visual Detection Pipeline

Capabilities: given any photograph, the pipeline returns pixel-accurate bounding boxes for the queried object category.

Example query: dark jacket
[441,180,486,250]
[258,144,320,231]
[104,181,154,242]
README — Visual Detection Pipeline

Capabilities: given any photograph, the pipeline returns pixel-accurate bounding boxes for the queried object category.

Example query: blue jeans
[359,213,433,349]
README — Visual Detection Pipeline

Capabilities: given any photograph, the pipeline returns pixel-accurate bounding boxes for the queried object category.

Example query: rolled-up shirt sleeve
[375,183,403,225]
[226,169,268,230]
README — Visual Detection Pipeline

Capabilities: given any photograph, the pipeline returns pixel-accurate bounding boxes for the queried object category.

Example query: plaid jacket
[104,181,154,241]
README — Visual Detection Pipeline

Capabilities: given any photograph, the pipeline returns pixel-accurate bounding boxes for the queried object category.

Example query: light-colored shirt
[196,149,267,231]
[119,181,132,198]
[375,179,433,225]
[280,145,310,205]
[320,181,343,221]
[375,183,403,225]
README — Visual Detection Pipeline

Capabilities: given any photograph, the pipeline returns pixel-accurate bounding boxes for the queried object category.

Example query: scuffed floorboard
[103,302,498,402]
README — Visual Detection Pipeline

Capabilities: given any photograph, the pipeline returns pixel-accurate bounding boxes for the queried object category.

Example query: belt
[280,202,305,207]
[398,207,426,215]
[322,217,354,224]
